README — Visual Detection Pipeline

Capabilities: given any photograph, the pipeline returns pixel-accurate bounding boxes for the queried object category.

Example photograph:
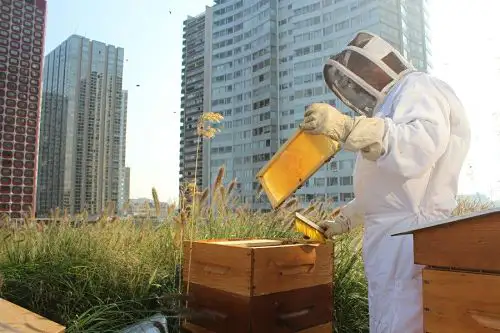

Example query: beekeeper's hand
[300,103,354,142]
[317,212,356,238]
[317,220,347,238]
[300,103,386,161]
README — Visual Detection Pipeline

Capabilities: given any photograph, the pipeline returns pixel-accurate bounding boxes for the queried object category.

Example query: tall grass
[0,167,360,332]
[0,110,493,332]
[0,169,491,332]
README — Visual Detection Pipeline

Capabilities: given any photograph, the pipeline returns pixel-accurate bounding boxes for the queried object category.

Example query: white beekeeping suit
[300,31,471,332]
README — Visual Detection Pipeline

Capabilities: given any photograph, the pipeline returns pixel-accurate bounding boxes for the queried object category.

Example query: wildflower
[196,112,224,139]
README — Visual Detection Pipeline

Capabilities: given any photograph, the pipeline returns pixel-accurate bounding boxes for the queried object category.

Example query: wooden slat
[183,241,253,296]
[423,268,500,332]
[252,242,333,296]
[211,239,284,247]
[182,322,332,333]
[297,322,332,333]
[414,214,500,272]
[185,283,332,333]
[251,283,332,332]
[182,322,213,333]
[184,283,250,332]
[0,298,65,332]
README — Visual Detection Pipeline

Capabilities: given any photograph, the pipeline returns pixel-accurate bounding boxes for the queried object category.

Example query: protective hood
[323,31,416,117]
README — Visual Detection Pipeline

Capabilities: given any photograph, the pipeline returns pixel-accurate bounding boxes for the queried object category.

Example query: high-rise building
[0,0,47,218]
[37,35,126,216]
[179,8,213,195]
[117,90,128,211]
[124,166,130,204]
[186,0,430,210]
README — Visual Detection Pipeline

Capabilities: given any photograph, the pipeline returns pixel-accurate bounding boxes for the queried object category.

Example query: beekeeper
[300,31,470,333]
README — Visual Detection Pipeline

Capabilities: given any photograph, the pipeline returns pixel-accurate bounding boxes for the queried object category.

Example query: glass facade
[37,35,126,216]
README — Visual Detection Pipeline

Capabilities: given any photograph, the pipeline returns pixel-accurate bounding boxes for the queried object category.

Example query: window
[314,178,325,187]
[323,25,334,36]
[340,176,353,186]
[294,2,320,16]
[339,159,354,170]
[340,192,354,201]
[294,16,321,30]
[327,177,338,186]
[335,19,349,32]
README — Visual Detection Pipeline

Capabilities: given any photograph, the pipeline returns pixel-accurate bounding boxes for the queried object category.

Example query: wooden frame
[256,129,340,209]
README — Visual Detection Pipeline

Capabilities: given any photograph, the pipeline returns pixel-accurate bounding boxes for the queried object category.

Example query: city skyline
[1,0,497,211]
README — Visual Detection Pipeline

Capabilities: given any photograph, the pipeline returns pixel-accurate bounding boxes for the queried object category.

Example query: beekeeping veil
[323,31,416,117]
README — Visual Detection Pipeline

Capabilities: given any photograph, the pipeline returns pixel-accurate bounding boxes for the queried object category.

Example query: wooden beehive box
[0,298,66,332]
[182,239,334,332]
[392,208,500,333]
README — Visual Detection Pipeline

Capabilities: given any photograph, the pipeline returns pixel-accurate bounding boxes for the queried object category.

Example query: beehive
[256,129,340,209]
[392,208,500,332]
[182,239,334,332]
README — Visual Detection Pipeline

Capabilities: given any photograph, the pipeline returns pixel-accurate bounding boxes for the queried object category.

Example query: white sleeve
[339,198,365,228]
[377,75,451,179]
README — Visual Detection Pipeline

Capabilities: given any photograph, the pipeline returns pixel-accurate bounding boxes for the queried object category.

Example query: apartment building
[275,0,429,208]
[179,8,213,195]
[186,0,430,209]
[117,90,128,212]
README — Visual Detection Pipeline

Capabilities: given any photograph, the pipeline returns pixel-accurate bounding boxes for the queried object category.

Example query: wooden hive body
[392,208,500,332]
[182,239,334,332]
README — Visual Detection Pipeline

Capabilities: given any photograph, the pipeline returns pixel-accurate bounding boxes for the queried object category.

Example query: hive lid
[256,129,340,209]
[391,208,500,236]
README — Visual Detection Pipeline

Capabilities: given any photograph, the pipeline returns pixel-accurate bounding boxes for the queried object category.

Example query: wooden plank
[252,242,333,296]
[183,241,253,296]
[297,322,332,333]
[182,322,332,333]
[182,322,214,333]
[212,239,284,247]
[251,283,332,332]
[414,214,500,272]
[0,298,65,332]
[184,283,332,333]
[423,268,500,332]
[184,282,250,333]
[392,208,500,236]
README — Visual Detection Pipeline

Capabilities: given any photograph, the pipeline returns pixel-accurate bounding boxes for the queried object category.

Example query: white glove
[300,103,354,142]
[317,214,354,239]
[300,103,386,161]
[318,200,365,239]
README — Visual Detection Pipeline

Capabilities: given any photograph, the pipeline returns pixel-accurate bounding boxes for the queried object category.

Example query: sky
[43,0,500,203]
[427,0,500,200]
